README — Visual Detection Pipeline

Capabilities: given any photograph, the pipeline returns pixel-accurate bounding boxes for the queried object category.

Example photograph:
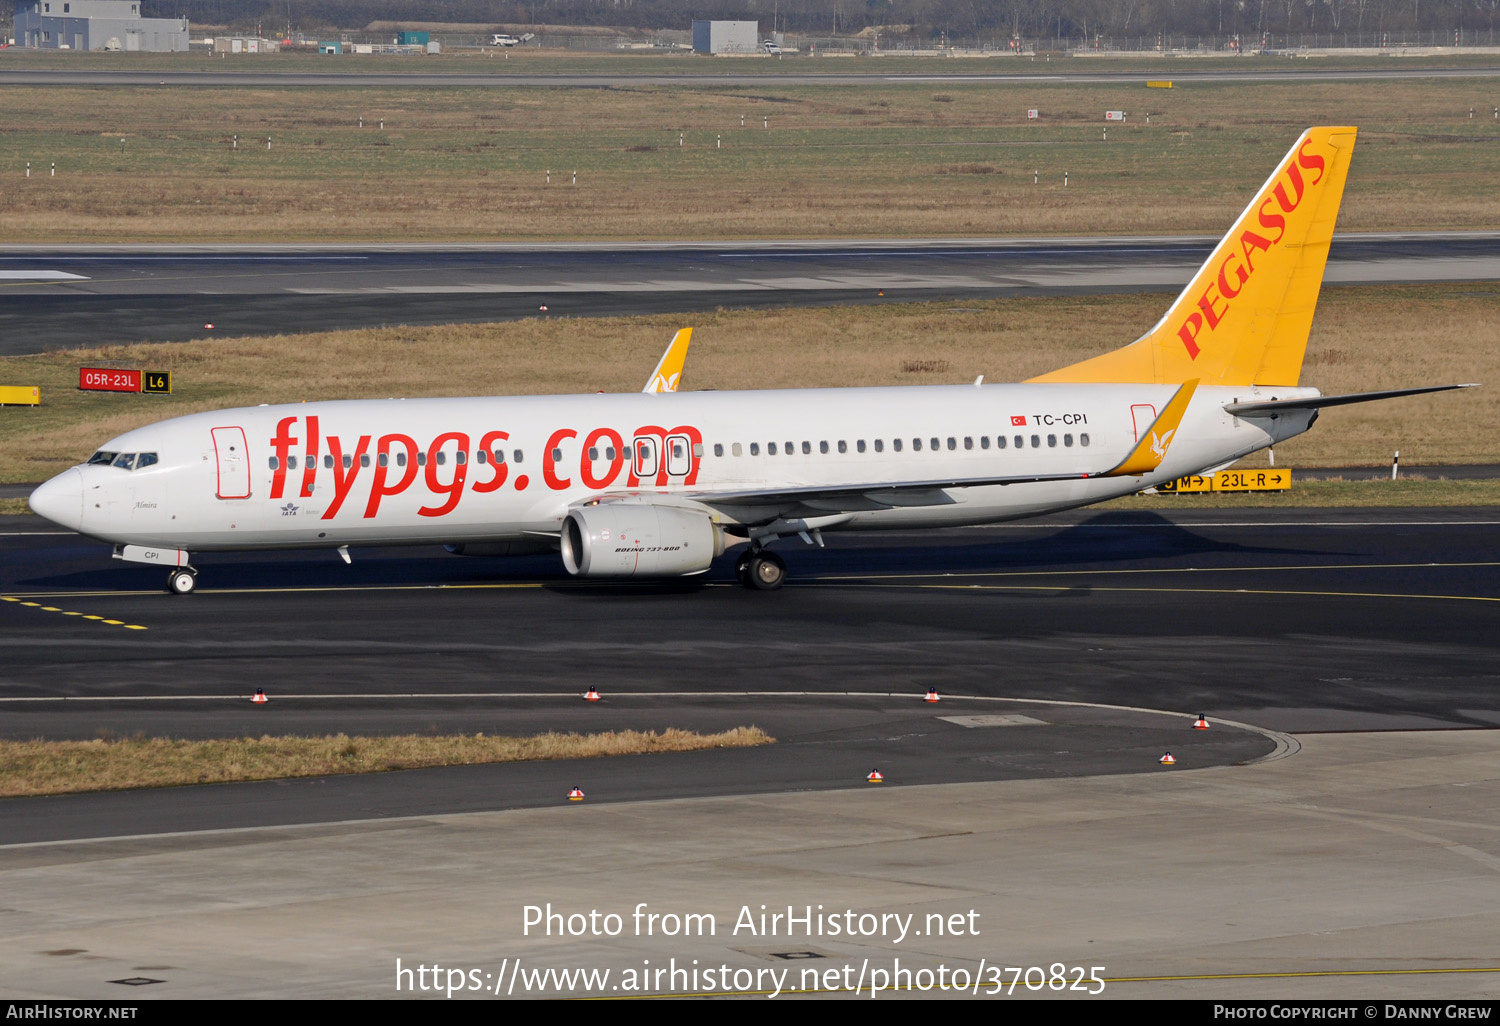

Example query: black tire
[746,552,786,591]
[167,569,197,595]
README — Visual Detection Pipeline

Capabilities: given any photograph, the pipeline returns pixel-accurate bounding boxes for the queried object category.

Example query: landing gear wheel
[166,569,197,595]
[745,552,786,591]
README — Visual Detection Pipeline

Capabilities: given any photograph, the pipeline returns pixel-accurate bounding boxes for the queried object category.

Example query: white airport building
[13,0,189,51]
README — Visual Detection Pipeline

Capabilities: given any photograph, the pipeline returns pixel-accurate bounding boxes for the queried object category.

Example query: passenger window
[837,440,847,454]
[732,443,742,457]
[672,443,684,459]
[964,437,973,450]
[785,441,794,455]
[377,453,389,468]
[892,439,902,452]
[286,455,297,470]
[751,442,760,456]
[1047,434,1057,447]
[342,454,353,469]
[493,450,506,463]
[417,452,427,467]
[513,450,524,464]
[456,451,467,465]
[324,454,334,469]
[551,447,563,463]
[605,447,615,460]
[913,438,922,452]
[476,450,487,465]
[932,438,941,451]
[857,440,866,453]
[136,452,159,469]
[436,452,448,466]
[819,441,829,454]
[714,443,724,457]
[980,436,989,450]
[693,443,704,458]
[1014,435,1024,449]
[398,452,408,467]
[268,456,279,470]
[1080,433,1090,447]
[947,437,956,450]
[801,441,810,455]
[360,454,371,468]
[587,447,598,460]
[1031,435,1040,448]
[768,442,777,455]
[1064,434,1074,447]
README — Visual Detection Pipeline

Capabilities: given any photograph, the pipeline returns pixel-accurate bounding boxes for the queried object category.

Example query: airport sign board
[79,368,173,394]
[1159,470,1291,493]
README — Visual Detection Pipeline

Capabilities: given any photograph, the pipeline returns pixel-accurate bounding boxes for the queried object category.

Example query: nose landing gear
[166,568,198,595]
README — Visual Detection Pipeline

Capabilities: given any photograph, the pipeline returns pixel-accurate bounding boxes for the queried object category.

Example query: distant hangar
[13,0,189,51]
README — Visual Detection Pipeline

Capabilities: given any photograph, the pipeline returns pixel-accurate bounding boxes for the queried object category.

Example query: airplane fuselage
[34,381,1316,553]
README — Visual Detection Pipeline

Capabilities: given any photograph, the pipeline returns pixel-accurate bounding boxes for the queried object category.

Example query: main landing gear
[735,549,786,591]
[166,568,198,595]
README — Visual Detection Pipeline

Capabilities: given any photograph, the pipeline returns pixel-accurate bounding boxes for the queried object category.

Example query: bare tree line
[138,0,1500,39]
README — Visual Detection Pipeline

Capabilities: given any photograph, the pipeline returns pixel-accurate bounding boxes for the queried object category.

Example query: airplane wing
[675,380,1199,514]
[1224,383,1477,415]
[642,328,692,394]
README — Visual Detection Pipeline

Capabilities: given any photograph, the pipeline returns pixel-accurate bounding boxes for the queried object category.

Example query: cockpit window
[111,453,137,470]
[87,451,117,466]
[135,452,158,469]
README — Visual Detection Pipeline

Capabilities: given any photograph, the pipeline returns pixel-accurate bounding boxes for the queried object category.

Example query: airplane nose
[29,468,83,531]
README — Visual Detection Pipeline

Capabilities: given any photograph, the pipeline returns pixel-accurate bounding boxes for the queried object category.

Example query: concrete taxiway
[2,508,1497,997]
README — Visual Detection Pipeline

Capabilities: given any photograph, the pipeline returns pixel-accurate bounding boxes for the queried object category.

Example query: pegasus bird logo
[1150,428,1176,460]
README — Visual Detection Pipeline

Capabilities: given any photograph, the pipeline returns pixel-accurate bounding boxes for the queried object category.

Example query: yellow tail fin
[1029,126,1357,387]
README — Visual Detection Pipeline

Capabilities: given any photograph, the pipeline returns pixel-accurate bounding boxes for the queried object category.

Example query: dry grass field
[2,75,1499,240]
[0,283,1492,485]
[0,726,773,797]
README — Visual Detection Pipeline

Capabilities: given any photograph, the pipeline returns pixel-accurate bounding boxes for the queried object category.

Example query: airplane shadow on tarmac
[6,511,1340,594]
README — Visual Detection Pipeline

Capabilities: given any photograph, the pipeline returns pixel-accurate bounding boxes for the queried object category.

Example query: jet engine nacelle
[561,503,723,578]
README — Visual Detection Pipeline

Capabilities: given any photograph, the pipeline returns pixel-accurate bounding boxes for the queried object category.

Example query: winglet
[643,328,692,394]
[1102,379,1199,477]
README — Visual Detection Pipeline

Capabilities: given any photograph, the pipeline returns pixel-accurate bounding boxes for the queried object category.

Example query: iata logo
[280,502,299,517]
[1176,138,1328,360]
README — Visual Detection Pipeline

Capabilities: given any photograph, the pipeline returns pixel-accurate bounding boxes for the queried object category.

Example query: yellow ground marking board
[0,386,40,406]
[1159,470,1292,493]
[1147,80,1173,88]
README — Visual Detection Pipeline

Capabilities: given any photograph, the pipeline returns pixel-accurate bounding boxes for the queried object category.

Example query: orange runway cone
[568,786,585,801]
[1159,752,1176,765]
[1193,715,1210,730]
[251,688,268,704]
[924,687,940,703]
[867,769,884,783]
[584,687,601,702]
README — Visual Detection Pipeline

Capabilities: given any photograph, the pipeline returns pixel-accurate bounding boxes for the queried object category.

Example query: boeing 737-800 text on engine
[27,127,1473,592]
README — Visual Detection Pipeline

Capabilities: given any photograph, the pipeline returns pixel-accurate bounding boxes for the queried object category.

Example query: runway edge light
[568,786,585,801]
[867,769,884,783]
[584,686,601,702]
[1194,715,1210,730]
[925,687,940,703]
[1160,752,1176,765]
[252,688,268,704]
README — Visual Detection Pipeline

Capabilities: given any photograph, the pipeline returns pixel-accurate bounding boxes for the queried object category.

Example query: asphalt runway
[3,233,1498,352]
[3,507,1497,846]
[4,65,1500,87]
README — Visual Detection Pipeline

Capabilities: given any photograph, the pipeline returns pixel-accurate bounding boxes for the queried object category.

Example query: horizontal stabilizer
[1224,383,1478,415]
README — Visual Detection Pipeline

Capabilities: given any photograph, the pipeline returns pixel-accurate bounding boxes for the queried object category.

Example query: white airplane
[28,126,1473,594]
